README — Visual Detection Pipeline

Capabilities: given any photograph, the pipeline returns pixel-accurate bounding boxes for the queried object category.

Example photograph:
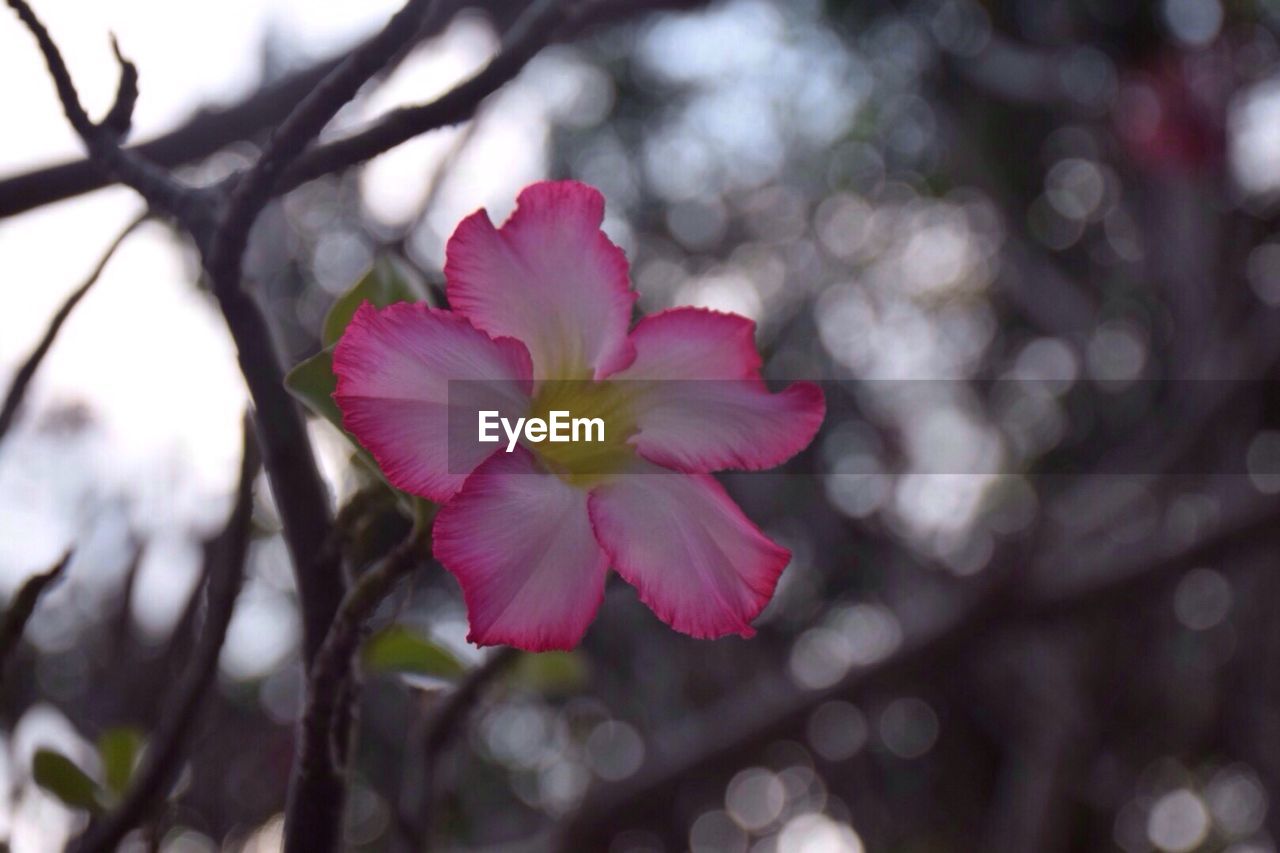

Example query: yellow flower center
[526,379,639,487]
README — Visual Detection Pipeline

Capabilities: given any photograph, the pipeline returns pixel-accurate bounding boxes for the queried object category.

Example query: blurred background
[3,0,1280,850]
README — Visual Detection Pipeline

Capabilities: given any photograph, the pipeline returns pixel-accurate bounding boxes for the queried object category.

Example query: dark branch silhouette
[278,0,569,192]
[0,213,148,445]
[287,523,429,853]
[0,0,704,219]
[4,0,209,233]
[72,418,261,853]
[398,646,521,848]
[0,550,71,689]
[205,0,444,296]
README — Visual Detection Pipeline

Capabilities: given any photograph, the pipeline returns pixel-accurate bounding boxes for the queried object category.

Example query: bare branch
[280,0,568,193]
[109,540,145,655]
[72,417,262,853]
[0,0,704,219]
[202,0,454,679]
[205,0,445,295]
[0,550,71,688]
[212,294,342,673]
[3,15,340,665]
[3,0,207,231]
[0,51,349,219]
[101,35,139,138]
[397,647,520,849]
[0,213,148,445]
[285,523,430,853]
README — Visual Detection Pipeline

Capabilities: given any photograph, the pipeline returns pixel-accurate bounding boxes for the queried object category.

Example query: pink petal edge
[610,307,826,473]
[435,447,609,651]
[332,301,532,502]
[444,180,636,380]
[588,466,791,639]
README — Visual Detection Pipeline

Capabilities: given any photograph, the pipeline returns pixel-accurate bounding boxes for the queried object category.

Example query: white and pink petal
[612,308,763,380]
[444,181,636,381]
[435,448,609,651]
[610,308,825,473]
[588,465,790,639]
[332,302,532,502]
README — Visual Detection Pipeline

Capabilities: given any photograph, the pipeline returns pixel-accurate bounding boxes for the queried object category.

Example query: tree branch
[0,41,364,218]
[396,647,520,849]
[204,0,444,296]
[0,0,704,219]
[3,0,208,233]
[217,295,342,670]
[279,0,568,193]
[200,1,448,677]
[5,11,336,660]
[285,522,430,853]
[72,417,261,853]
[0,550,71,689]
[0,212,148,445]
[100,35,139,138]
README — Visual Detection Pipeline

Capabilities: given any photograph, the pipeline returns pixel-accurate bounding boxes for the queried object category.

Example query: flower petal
[588,465,790,639]
[612,307,764,380]
[610,308,825,472]
[444,180,636,380]
[332,302,532,502]
[435,447,609,650]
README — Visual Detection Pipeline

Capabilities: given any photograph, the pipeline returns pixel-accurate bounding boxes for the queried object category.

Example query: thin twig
[3,0,207,232]
[397,647,520,849]
[205,0,443,297]
[206,290,341,669]
[0,0,709,218]
[202,0,447,675]
[5,6,341,668]
[72,417,261,853]
[109,540,145,656]
[0,213,148,445]
[0,20,437,221]
[101,35,139,138]
[0,550,72,689]
[279,0,569,192]
[284,523,430,853]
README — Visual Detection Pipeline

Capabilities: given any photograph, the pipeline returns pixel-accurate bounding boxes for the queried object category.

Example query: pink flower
[332,181,824,650]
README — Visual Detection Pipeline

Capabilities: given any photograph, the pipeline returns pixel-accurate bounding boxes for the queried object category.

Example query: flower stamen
[527,379,639,486]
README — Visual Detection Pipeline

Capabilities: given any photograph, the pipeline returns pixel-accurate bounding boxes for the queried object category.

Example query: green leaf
[322,256,429,348]
[287,255,430,431]
[364,626,466,679]
[32,748,103,813]
[97,728,143,798]
[508,651,587,694]
[283,349,432,519]
[284,346,342,430]
[287,256,439,521]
